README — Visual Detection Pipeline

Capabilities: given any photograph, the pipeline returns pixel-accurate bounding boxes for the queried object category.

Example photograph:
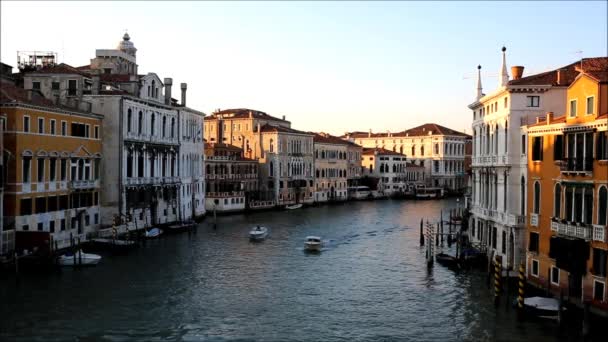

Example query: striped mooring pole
[517,263,525,319]
[494,257,501,307]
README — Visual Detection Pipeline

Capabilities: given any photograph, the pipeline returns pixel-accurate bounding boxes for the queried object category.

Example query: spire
[499,46,509,86]
[476,65,483,100]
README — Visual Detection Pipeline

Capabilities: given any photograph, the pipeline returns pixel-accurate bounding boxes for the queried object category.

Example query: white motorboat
[249,226,269,241]
[58,250,102,266]
[522,296,564,320]
[145,227,163,239]
[286,203,303,210]
[304,236,322,252]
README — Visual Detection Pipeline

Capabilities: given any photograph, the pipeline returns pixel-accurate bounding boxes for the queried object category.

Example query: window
[151,114,155,136]
[51,81,60,90]
[35,197,46,214]
[61,121,67,136]
[434,143,439,154]
[531,136,543,161]
[492,226,497,249]
[554,183,562,218]
[593,248,607,277]
[23,116,30,132]
[504,97,508,108]
[50,158,56,181]
[531,259,539,277]
[60,219,66,231]
[71,123,87,137]
[50,119,56,135]
[94,126,99,139]
[68,79,77,96]
[37,222,43,231]
[529,232,539,253]
[22,157,31,183]
[594,281,605,302]
[569,99,577,117]
[85,124,90,138]
[50,221,55,233]
[20,198,32,215]
[127,109,132,133]
[138,111,143,134]
[553,135,563,161]
[586,97,595,115]
[551,266,560,285]
[526,96,540,107]
[597,131,608,161]
[32,81,41,90]
[521,135,526,154]
[599,186,607,225]
[60,159,67,181]
[501,231,506,254]
[533,181,540,214]
[37,158,45,182]
[37,118,44,134]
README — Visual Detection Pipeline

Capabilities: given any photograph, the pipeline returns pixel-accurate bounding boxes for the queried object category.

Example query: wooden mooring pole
[494,256,501,308]
[517,263,525,320]
[419,218,424,246]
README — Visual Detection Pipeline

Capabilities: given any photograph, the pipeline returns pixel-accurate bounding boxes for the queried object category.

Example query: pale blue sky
[1,1,606,135]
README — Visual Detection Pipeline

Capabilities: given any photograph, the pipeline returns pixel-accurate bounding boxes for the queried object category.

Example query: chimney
[249,110,253,118]
[164,78,173,105]
[180,83,187,106]
[536,116,542,124]
[546,112,554,124]
[556,68,566,85]
[368,129,372,138]
[91,73,100,95]
[282,115,286,121]
[511,66,524,80]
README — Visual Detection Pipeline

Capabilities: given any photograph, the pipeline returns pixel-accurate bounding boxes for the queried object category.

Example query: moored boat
[435,252,459,269]
[304,236,322,252]
[285,203,303,210]
[166,221,195,234]
[249,226,269,241]
[520,296,564,320]
[58,250,102,267]
[145,227,163,239]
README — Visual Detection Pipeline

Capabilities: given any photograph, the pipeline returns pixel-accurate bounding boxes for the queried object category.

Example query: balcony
[206,191,244,198]
[70,179,97,189]
[560,157,593,174]
[551,219,593,240]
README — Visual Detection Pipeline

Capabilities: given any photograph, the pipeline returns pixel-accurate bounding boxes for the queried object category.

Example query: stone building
[345,140,363,188]
[361,147,409,196]
[1,82,102,251]
[312,132,349,202]
[343,123,469,192]
[204,143,258,212]
[523,58,608,313]
[204,108,315,206]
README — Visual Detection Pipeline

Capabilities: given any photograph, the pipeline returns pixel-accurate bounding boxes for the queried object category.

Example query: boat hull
[304,242,322,252]
[58,252,101,267]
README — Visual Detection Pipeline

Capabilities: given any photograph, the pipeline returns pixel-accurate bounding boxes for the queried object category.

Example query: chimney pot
[536,116,542,124]
[282,115,285,121]
[180,83,187,106]
[164,78,173,105]
[546,112,554,124]
[511,66,524,80]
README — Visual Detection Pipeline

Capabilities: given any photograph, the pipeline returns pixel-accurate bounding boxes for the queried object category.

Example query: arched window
[393,164,397,173]
[411,145,415,156]
[150,114,155,136]
[504,121,508,153]
[533,181,540,214]
[599,186,607,225]
[162,116,167,138]
[399,146,403,154]
[520,176,526,215]
[434,143,439,155]
[421,145,425,156]
[269,161,274,177]
[127,108,132,132]
[138,111,143,134]
[171,118,175,138]
[151,80,156,98]
[270,139,274,153]
[554,183,562,218]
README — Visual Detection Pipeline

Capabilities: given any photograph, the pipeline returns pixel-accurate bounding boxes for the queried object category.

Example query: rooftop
[345,123,469,138]
[362,147,407,157]
[508,57,608,87]
[312,132,350,145]
[208,108,289,123]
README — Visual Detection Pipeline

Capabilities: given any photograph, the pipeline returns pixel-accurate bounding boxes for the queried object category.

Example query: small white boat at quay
[58,250,102,267]
[145,227,163,239]
[304,236,322,252]
[286,203,303,210]
[249,226,269,241]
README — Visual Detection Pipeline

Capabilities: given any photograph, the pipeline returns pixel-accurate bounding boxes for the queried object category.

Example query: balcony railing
[551,219,593,240]
[206,191,244,198]
[530,213,539,227]
[560,157,593,173]
[70,179,97,189]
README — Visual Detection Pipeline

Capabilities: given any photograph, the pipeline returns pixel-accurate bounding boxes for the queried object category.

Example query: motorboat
[304,236,322,252]
[249,226,269,241]
[518,296,565,320]
[58,250,102,267]
[166,222,195,234]
[145,227,163,239]
[286,203,303,210]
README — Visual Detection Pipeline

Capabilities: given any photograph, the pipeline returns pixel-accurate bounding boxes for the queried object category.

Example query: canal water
[0,199,592,341]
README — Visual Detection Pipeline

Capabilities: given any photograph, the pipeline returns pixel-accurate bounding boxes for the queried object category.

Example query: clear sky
[1,1,606,135]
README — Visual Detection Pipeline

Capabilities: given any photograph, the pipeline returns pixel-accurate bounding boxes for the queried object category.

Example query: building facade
[1,83,102,251]
[204,109,315,206]
[468,48,598,270]
[345,140,363,187]
[524,60,608,313]
[204,143,258,212]
[313,133,349,202]
[361,147,409,196]
[344,123,468,192]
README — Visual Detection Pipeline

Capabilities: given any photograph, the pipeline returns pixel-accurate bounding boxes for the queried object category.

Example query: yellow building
[525,57,608,313]
[1,83,103,251]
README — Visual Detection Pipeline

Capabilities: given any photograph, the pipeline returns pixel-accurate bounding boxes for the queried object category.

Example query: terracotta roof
[76,65,91,71]
[260,124,312,135]
[362,147,406,156]
[586,70,608,83]
[400,123,470,137]
[29,63,90,77]
[208,108,288,123]
[0,82,90,115]
[99,74,132,82]
[312,132,349,145]
[527,114,567,127]
[509,57,608,87]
